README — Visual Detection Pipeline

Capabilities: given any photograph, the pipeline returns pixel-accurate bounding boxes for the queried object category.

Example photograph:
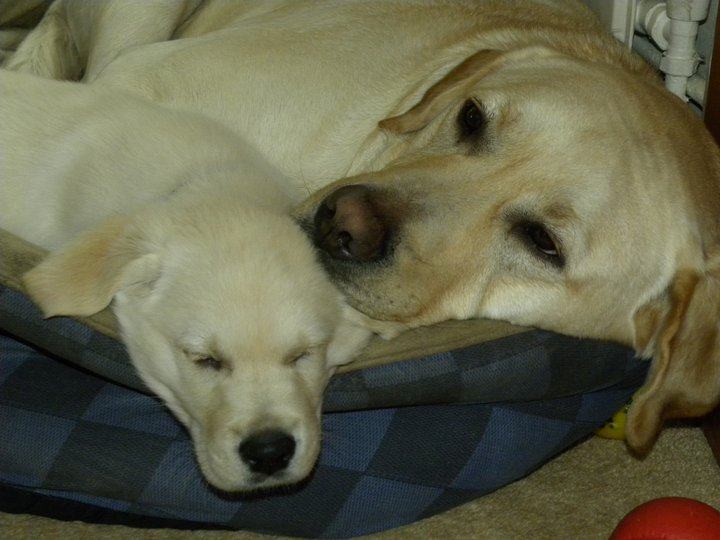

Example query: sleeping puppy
[0,70,372,492]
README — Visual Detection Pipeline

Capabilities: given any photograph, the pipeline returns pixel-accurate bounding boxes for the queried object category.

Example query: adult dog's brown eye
[524,223,559,258]
[459,100,485,135]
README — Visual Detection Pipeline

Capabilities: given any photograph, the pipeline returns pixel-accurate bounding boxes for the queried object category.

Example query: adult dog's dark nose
[313,184,387,260]
[239,430,296,476]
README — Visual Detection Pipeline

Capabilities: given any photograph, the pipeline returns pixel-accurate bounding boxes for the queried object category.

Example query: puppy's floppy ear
[378,46,556,134]
[628,263,720,454]
[23,216,161,318]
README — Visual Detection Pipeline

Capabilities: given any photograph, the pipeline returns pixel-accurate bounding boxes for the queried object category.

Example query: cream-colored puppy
[1,70,372,492]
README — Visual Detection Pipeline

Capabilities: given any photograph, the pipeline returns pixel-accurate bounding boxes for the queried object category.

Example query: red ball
[610,497,720,540]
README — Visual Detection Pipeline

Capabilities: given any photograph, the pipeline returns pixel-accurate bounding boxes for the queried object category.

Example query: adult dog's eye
[525,224,557,256]
[518,222,564,266]
[195,356,224,371]
[458,100,485,136]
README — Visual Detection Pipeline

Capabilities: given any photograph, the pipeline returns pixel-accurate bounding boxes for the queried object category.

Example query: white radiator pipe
[635,0,671,49]
[663,0,710,100]
[634,0,711,101]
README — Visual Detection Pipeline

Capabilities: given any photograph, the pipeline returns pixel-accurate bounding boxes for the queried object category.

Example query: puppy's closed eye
[285,348,316,366]
[189,354,226,372]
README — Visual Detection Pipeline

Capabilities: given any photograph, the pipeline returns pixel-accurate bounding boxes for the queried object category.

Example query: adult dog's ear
[378,49,503,134]
[23,216,161,318]
[378,46,556,134]
[628,263,720,454]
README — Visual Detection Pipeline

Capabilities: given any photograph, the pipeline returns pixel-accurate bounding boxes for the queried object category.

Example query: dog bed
[0,228,648,538]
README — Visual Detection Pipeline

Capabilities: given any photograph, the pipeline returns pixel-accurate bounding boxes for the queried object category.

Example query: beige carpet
[2,424,718,540]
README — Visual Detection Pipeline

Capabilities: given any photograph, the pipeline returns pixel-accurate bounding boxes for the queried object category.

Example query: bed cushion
[0,227,648,537]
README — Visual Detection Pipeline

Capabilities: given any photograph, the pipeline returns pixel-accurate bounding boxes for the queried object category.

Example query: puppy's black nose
[313,184,388,261]
[239,430,296,476]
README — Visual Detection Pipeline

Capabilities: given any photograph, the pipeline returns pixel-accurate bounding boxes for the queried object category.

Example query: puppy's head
[296,47,720,451]
[24,198,372,492]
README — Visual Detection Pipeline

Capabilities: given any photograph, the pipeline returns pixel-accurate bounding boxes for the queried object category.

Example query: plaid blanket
[0,282,647,538]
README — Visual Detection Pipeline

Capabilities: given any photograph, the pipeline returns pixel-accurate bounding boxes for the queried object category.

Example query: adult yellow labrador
[4,0,720,453]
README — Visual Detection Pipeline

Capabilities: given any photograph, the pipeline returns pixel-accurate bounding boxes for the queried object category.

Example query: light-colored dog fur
[0,70,372,492]
[3,0,720,454]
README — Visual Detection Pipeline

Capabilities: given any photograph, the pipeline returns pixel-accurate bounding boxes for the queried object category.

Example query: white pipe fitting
[662,18,701,98]
[686,74,707,105]
[635,0,670,49]
[662,0,710,100]
[634,0,710,101]
[666,0,711,21]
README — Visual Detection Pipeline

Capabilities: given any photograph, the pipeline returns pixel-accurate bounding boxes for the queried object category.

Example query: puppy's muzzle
[313,184,390,261]
[239,430,296,476]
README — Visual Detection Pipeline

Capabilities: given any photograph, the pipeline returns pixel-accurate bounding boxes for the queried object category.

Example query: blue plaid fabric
[0,284,648,538]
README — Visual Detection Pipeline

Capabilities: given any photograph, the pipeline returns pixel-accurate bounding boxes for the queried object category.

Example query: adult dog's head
[24,198,371,492]
[295,47,720,453]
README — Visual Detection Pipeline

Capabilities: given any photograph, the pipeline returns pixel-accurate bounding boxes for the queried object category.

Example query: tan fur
[629,266,720,453]
[23,216,135,317]
[379,49,507,134]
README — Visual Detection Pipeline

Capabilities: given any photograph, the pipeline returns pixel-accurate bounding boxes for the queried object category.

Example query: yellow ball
[595,396,634,440]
